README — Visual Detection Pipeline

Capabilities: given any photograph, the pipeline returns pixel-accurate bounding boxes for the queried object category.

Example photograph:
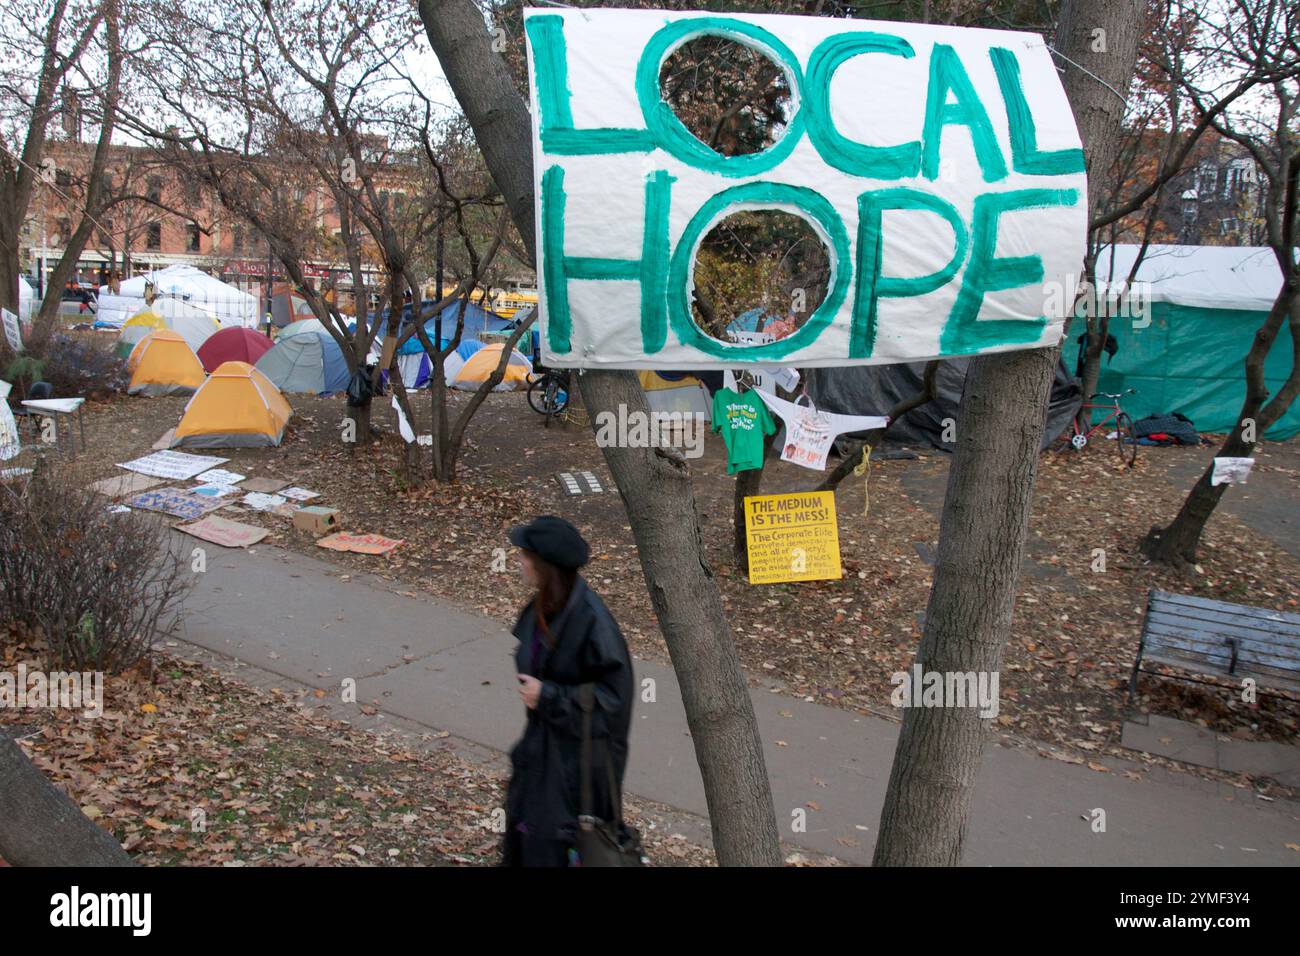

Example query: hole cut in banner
[525,7,1087,370]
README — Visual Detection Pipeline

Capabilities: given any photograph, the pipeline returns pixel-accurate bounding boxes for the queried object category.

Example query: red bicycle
[1059,389,1138,467]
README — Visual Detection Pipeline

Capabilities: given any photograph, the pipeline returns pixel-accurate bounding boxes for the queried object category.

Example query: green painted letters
[939,188,1079,354]
[805,33,921,179]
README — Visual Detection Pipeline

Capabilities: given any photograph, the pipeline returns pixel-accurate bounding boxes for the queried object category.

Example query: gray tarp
[805,357,1083,453]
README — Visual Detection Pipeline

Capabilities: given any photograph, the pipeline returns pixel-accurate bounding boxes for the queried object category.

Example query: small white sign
[117,450,229,480]
[196,468,246,486]
[2,308,21,353]
[1211,456,1255,486]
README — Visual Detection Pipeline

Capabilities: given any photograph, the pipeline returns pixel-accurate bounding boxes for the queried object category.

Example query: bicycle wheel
[550,381,569,414]
[527,375,554,416]
[1114,412,1137,467]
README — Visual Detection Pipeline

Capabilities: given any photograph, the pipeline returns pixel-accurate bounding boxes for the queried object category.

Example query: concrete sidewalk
[177,539,1300,866]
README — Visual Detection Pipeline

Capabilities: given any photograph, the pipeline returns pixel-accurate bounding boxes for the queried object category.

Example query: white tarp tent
[1095,244,1283,310]
[96,265,259,328]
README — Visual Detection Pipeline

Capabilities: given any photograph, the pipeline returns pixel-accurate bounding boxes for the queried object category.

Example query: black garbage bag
[346,364,383,407]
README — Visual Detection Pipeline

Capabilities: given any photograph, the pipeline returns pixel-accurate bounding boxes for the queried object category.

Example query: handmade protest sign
[744,490,842,584]
[2,309,21,353]
[524,8,1086,369]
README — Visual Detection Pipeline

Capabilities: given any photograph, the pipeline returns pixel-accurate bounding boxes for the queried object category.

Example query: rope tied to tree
[852,443,873,518]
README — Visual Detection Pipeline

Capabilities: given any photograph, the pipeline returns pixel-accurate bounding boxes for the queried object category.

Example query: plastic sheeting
[1094,302,1299,440]
[805,357,1082,452]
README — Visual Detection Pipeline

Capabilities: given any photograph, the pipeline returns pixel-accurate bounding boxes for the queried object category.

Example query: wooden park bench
[1128,590,1300,708]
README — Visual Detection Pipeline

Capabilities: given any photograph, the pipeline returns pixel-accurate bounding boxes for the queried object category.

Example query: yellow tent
[128,330,206,396]
[448,342,533,391]
[637,370,711,416]
[172,361,292,448]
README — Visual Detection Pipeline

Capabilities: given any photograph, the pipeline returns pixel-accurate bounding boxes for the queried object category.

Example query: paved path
[175,539,1299,866]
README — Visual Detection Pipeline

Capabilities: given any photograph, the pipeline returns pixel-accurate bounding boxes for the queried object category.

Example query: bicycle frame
[1074,401,1122,442]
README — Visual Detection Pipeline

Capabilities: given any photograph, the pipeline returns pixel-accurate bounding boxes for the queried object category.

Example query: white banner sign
[525,8,1087,369]
[2,308,21,353]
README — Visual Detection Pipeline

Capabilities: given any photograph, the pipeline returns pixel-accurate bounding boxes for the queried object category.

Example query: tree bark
[419,0,781,864]
[1144,288,1300,566]
[0,731,134,866]
[872,0,1144,865]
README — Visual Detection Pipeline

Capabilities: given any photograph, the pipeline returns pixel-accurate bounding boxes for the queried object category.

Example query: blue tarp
[359,301,511,355]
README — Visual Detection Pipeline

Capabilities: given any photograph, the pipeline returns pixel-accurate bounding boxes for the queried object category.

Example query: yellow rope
[852,444,873,517]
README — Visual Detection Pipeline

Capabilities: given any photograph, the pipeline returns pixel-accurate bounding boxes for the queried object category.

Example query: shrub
[32,335,129,400]
[0,462,192,673]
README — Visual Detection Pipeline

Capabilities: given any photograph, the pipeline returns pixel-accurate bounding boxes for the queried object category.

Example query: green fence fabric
[1090,302,1298,440]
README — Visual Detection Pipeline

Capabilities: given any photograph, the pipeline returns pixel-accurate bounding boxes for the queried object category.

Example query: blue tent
[254,331,349,394]
[360,300,511,356]
[727,308,783,335]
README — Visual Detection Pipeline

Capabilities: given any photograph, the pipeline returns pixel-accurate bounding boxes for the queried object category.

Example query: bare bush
[0,461,191,672]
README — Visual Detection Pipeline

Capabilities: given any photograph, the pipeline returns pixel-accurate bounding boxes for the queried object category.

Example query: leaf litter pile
[50,389,1300,815]
[0,631,715,866]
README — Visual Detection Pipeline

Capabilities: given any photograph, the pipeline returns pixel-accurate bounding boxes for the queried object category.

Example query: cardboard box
[293,506,340,535]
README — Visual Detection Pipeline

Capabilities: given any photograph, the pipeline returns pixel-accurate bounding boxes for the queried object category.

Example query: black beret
[508,515,590,569]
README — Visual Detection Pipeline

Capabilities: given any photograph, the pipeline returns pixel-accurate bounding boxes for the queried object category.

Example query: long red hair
[528,552,577,648]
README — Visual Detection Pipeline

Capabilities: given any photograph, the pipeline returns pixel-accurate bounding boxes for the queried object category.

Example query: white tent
[96,265,258,328]
[1095,244,1283,310]
[116,300,221,356]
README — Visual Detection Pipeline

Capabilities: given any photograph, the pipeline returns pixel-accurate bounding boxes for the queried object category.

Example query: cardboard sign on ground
[118,450,228,480]
[176,514,269,549]
[241,492,287,512]
[196,468,246,486]
[90,472,165,499]
[128,487,228,521]
[315,532,403,555]
[240,477,288,494]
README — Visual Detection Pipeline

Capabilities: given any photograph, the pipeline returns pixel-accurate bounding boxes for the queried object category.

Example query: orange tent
[172,361,292,448]
[127,329,206,396]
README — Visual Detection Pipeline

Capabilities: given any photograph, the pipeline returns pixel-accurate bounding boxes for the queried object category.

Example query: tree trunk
[0,731,134,866]
[579,370,781,865]
[872,0,1144,865]
[1144,287,1300,566]
[419,0,781,864]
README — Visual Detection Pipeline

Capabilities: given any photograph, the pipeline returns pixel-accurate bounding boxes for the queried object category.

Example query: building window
[233,227,244,253]
[147,176,163,204]
[147,222,162,250]
[187,223,200,252]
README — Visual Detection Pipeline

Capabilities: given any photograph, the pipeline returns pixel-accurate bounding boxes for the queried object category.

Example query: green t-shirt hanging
[711,387,776,474]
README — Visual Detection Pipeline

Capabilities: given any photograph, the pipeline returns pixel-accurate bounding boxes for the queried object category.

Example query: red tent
[197,326,274,373]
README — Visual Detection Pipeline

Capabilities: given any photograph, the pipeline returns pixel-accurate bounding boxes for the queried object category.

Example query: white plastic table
[22,397,87,457]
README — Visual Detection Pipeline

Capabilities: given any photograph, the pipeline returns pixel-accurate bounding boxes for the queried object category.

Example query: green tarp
[1089,302,1298,440]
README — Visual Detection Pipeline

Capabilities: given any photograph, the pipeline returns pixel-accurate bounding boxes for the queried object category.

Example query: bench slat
[1147,603,1300,649]
[1144,616,1300,662]
[1143,623,1300,672]
[1142,649,1300,693]
[1150,590,1300,628]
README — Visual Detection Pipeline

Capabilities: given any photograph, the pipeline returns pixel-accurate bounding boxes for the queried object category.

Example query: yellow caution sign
[743,491,842,585]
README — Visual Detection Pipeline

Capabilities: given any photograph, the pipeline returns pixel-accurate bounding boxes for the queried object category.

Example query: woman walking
[502,515,634,867]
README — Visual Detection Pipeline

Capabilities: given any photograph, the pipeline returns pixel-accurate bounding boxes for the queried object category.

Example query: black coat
[504,577,633,856]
